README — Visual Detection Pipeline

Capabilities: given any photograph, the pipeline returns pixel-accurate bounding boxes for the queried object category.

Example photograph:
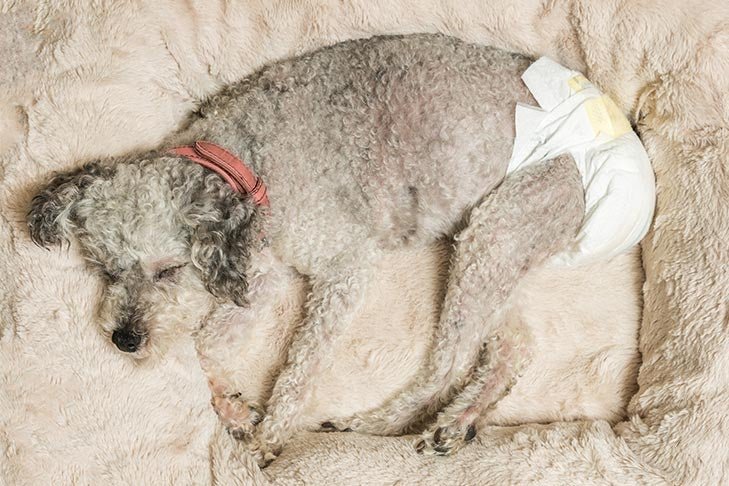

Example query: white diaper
[507,57,655,266]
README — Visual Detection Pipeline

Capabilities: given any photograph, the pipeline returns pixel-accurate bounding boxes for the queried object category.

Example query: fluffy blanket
[1,1,727,485]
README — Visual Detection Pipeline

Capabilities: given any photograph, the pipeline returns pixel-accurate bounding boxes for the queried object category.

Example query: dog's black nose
[111,329,141,353]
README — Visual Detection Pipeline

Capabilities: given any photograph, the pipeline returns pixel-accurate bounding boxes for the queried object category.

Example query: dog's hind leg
[415,316,531,455]
[326,155,584,437]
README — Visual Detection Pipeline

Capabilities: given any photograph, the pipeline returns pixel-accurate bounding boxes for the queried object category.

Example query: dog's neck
[168,141,269,205]
[243,244,294,300]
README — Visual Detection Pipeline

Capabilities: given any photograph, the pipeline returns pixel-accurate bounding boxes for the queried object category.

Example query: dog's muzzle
[111,329,142,353]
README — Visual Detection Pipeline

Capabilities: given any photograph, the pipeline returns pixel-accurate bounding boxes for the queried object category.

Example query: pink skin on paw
[212,395,253,424]
[208,378,228,397]
[207,378,259,430]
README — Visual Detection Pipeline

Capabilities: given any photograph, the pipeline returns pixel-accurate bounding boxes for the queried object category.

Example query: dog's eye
[154,264,186,282]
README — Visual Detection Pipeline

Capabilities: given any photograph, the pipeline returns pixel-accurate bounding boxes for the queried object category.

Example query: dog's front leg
[248,263,373,466]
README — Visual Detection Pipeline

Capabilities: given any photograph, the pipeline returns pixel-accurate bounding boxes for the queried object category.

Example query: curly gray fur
[26,34,584,463]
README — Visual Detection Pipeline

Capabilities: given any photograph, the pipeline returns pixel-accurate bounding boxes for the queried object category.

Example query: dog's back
[180,34,535,245]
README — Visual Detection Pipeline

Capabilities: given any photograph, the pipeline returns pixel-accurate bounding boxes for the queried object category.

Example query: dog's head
[27,155,258,357]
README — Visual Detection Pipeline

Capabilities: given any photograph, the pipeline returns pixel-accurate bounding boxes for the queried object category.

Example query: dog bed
[1,1,727,485]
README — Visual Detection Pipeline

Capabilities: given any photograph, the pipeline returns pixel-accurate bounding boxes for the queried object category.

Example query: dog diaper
[507,57,655,266]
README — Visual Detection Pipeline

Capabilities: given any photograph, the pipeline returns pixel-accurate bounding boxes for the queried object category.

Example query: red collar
[168,141,269,206]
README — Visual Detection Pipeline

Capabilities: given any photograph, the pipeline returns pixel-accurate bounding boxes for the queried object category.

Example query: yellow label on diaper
[584,95,631,138]
[567,74,590,93]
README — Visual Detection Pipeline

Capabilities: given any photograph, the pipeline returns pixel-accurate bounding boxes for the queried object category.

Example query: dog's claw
[432,426,443,444]
[319,420,353,433]
[249,405,264,426]
[415,421,477,456]
[464,424,477,442]
[433,445,450,455]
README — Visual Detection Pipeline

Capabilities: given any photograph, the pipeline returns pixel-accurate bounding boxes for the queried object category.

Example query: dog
[27,34,584,463]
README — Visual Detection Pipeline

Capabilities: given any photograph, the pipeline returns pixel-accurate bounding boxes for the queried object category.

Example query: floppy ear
[185,175,258,307]
[27,162,114,247]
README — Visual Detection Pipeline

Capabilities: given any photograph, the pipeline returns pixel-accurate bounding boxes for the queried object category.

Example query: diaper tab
[507,57,655,266]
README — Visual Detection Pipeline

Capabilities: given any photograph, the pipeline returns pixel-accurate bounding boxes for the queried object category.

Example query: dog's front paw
[211,392,264,441]
[244,433,279,468]
[414,420,477,456]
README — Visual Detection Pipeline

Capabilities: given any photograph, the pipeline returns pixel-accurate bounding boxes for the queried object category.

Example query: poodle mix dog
[27,34,584,463]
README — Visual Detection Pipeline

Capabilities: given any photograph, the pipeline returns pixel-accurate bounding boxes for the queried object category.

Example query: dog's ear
[185,177,257,306]
[27,162,114,247]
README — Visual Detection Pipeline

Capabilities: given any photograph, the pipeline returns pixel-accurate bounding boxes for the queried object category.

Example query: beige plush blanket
[1,1,727,485]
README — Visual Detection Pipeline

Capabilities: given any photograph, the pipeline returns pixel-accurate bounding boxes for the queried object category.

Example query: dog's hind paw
[319,420,353,433]
[318,412,414,436]
[414,421,477,456]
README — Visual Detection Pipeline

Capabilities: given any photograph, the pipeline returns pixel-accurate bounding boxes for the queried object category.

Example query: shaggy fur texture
[27,35,584,462]
[2,1,727,484]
